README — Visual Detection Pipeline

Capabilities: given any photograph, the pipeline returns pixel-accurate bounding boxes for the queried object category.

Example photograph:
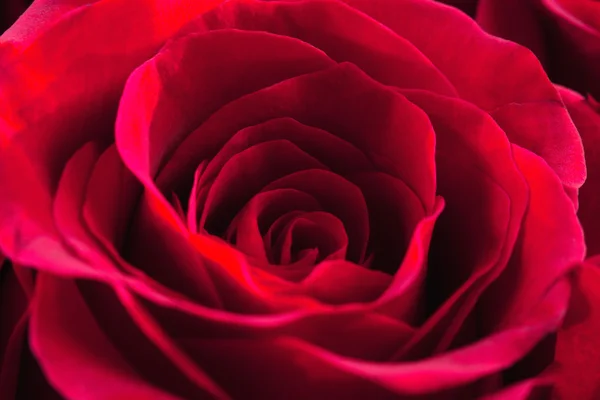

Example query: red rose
[437,0,600,98]
[0,0,586,398]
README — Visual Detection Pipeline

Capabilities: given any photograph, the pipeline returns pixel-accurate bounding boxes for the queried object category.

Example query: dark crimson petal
[125,191,286,311]
[82,145,141,254]
[30,274,219,399]
[177,278,567,398]
[554,259,600,399]
[130,189,332,314]
[436,0,479,16]
[180,338,399,399]
[552,0,600,34]
[261,169,370,265]
[350,171,426,273]
[540,0,600,98]
[559,87,600,256]
[393,91,527,354]
[374,199,444,324]
[475,0,548,65]
[142,62,436,216]
[344,0,586,190]
[197,140,327,236]
[476,378,552,400]
[0,263,29,398]
[228,188,322,264]
[196,117,373,187]
[119,28,334,187]
[298,260,392,305]
[301,279,569,395]
[265,211,309,264]
[53,142,104,258]
[11,342,63,399]
[275,211,347,264]
[184,162,206,234]
[189,0,457,96]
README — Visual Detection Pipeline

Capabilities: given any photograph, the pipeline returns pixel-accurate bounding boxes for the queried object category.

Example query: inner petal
[350,171,426,274]
[262,169,370,264]
[200,117,374,184]
[275,211,348,265]
[226,188,322,263]
[160,63,437,216]
[196,139,328,237]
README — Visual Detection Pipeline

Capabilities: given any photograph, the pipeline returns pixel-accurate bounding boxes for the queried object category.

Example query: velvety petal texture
[554,258,600,399]
[560,87,600,256]
[438,0,600,98]
[0,0,587,399]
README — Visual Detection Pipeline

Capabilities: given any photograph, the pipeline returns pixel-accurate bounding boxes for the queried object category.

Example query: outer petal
[30,273,224,399]
[344,0,585,190]
[554,259,600,400]
[0,0,226,190]
[559,87,600,256]
[178,278,569,397]
[475,0,548,65]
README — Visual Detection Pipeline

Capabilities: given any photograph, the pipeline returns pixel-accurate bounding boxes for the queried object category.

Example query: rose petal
[262,169,369,264]
[554,259,600,399]
[0,0,226,189]
[31,273,214,399]
[178,278,567,397]
[83,145,141,253]
[275,212,348,265]
[476,0,548,64]
[119,28,334,189]
[350,171,426,273]
[0,263,29,399]
[229,188,322,265]
[300,259,392,305]
[199,117,373,187]
[559,87,600,256]
[477,377,552,399]
[157,63,436,213]
[479,145,584,332]
[198,140,327,237]
[374,198,444,325]
[394,91,527,355]
[191,0,457,95]
[345,0,585,188]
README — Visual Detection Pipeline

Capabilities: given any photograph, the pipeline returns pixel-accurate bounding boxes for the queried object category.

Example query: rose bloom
[0,0,588,399]
[438,0,600,99]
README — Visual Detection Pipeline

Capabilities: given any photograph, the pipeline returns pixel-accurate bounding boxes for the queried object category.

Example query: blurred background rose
[1,0,32,33]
